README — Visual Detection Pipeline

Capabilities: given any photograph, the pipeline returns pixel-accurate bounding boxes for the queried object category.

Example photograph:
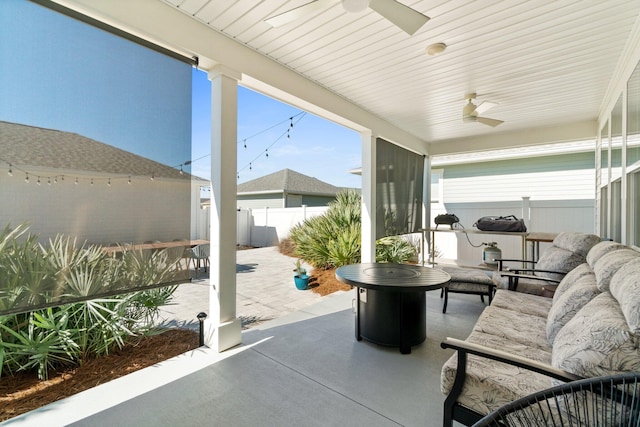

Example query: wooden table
[102,239,209,254]
[336,263,450,354]
[525,232,558,261]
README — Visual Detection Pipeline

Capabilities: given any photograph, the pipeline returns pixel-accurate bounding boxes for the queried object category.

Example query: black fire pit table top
[336,263,450,292]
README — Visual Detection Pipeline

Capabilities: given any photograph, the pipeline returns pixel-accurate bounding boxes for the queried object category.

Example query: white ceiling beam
[427,120,597,156]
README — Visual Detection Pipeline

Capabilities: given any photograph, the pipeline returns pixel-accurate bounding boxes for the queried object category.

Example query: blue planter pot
[294,274,310,290]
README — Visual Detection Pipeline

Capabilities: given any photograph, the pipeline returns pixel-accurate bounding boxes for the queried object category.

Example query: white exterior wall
[2,171,191,245]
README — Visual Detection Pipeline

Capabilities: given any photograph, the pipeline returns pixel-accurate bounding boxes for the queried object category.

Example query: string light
[1,153,208,189]
[237,112,307,180]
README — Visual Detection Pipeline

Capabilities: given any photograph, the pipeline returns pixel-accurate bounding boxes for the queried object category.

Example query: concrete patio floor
[3,248,486,427]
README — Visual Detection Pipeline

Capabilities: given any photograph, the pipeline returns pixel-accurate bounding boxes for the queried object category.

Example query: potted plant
[293,259,310,290]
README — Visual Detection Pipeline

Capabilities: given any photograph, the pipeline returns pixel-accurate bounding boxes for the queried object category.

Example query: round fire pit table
[336,263,450,354]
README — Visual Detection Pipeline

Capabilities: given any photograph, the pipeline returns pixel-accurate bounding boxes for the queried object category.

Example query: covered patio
[45,0,640,354]
[5,1,640,425]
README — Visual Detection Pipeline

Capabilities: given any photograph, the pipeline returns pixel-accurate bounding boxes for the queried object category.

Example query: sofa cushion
[609,257,640,334]
[546,274,599,345]
[472,306,549,351]
[552,232,601,257]
[592,249,640,292]
[535,246,586,282]
[441,332,553,416]
[490,289,552,318]
[552,263,594,302]
[586,240,630,268]
[552,292,640,377]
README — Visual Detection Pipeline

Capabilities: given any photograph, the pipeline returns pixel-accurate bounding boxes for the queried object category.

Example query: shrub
[0,224,179,380]
[288,190,419,268]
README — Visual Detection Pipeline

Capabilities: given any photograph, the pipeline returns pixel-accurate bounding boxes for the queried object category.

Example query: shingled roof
[237,168,340,196]
[0,121,193,180]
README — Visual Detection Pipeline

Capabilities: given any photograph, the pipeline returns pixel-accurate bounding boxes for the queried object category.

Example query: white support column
[205,65,242,352]
[361,131,376,263]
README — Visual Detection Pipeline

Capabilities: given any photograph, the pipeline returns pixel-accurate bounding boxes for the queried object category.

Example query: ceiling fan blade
[475,101,498,115]
[369,0,429,35]
[265,0,335,27]
[476,116,504,127]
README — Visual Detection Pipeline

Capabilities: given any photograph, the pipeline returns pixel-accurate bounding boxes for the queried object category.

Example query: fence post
[264,206,269,247]
[522,196,531,228]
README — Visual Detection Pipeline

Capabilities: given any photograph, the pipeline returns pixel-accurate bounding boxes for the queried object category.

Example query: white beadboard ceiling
[161,0,640,147]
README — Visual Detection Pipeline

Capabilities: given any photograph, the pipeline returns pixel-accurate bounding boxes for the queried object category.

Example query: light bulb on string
[150,173,155,181]
[37,176,41,186]
[128,176,131,185]
[265,149,269,158]
[47,178,51,186]
[290,117,294,128]
[75,177,78,185]
[54,177,58,184]
[90,178,94,186]
[107,178,111,187]
[249,163,252,170]
[8,164,12,176]
[243,139,247,149]
[25,172,29,183]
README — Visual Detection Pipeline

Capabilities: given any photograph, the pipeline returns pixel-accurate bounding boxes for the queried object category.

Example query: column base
[204,318,242,352]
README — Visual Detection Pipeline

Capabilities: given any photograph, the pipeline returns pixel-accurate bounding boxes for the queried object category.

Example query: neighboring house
[236,168,347,209]
[0,121,208,244]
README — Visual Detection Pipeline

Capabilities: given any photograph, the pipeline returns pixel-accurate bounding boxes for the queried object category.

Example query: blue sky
[0,0,192,169]
[192,69,362,188]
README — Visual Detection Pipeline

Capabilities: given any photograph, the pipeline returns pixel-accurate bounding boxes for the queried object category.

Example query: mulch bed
[0,329,199,422]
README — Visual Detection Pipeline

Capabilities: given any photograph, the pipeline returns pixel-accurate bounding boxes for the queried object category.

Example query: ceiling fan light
[341,0,370,13]
[426,42,446,56]
[463,100,477,116]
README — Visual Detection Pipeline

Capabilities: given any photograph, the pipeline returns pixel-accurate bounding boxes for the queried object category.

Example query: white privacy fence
[236,206,329,247]
[431,198,595,265]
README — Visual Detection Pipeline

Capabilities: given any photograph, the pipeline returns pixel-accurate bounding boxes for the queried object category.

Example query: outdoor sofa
[439,239,640,426]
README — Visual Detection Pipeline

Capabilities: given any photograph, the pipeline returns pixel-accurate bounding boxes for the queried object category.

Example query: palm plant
[288,189,418,269]
[0,224,181,380]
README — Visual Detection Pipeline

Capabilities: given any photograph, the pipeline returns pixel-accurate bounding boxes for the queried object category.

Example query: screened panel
[375,138,424,239]
[0,1,194,315]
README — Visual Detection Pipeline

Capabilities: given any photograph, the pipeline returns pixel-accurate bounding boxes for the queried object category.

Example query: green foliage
[375,236,418,264]
[288,189,418,268]
[0,224,179,380]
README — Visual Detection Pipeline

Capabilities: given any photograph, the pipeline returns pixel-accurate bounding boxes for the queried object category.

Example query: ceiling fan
[265,0,430,36]
[462,93,503,127]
